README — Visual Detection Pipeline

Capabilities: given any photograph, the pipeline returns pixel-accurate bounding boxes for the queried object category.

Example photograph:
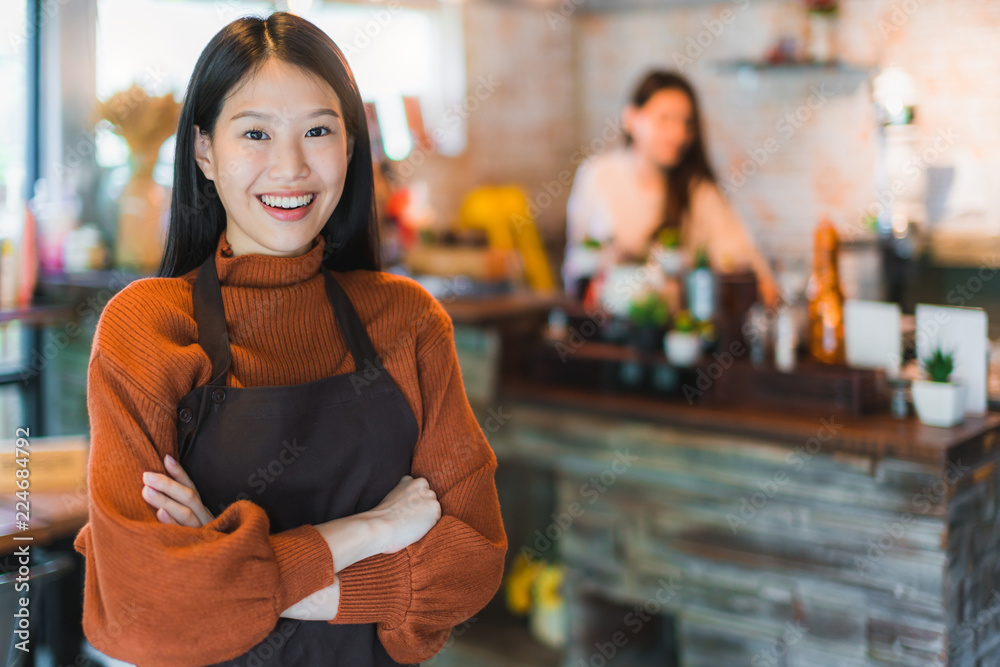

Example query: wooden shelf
[0,303,78,326]
[710,59,875,75]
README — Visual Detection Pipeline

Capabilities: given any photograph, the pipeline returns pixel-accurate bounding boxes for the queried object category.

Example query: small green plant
[581,235,603,249]
[697,318,716,341]
[921,347,954,383]
[694,247,710,270]
[657,228,680,249]
[672,310,696,333]
[628,291,669,327]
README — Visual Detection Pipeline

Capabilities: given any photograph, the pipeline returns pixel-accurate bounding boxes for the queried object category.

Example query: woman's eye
[243,126,331,140]
[307,126,332,138]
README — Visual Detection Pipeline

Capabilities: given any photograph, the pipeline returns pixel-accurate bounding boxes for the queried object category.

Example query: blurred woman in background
[563,69,778,308]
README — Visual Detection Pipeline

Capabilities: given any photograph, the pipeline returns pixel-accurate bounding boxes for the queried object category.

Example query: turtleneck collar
[214,228,326,288]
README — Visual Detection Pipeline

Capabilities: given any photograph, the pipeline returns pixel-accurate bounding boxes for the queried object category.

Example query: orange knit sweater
[72,229,507,666]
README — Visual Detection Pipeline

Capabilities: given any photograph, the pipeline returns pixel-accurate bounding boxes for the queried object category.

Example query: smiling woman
[73,11,506,667]
[191,57,356,258]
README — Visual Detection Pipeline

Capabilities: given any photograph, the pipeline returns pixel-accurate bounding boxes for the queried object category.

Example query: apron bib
[175,251,419,666]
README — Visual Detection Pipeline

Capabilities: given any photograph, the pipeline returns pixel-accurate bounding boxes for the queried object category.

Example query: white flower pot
[912,380,967,427]
[600,264,661,317]
[529,603,567,649]
[665,331,701,367]
[652,246,685,276]
[573,246,602,278]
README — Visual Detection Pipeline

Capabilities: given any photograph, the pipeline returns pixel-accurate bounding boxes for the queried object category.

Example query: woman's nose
[269,138,309,181]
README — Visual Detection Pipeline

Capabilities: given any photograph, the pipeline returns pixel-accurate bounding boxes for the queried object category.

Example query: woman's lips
[255,194,317,222]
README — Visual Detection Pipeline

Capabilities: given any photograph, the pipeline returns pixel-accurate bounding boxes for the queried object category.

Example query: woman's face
[624,88,694,169]
[194,58,354,258]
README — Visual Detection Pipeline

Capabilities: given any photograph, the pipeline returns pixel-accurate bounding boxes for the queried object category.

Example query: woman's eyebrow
[229,108,341,121]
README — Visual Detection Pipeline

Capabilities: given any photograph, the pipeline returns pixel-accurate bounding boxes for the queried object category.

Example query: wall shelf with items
[708,59,876,76]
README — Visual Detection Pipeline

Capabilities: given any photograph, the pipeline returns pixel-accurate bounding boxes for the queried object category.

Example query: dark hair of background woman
[623,70,717,244]
[157,11,380,278]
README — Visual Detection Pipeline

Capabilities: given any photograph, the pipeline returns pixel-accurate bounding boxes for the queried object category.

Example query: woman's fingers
[156,507,178,525]
[164,454,198,492]
[142,482,202,527]
[140,455,215,526]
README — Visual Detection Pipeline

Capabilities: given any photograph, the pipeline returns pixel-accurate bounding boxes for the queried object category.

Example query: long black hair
[623,70,717,244]
[157,11,380,278]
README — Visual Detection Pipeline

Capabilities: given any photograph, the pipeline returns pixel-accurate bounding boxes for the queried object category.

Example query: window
[0,0,30,435]
[95,0,466,176]
[0,0,29,229]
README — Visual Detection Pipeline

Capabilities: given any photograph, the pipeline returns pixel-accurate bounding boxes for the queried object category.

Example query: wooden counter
[497,378,1000,468]
[482,378,1000,666]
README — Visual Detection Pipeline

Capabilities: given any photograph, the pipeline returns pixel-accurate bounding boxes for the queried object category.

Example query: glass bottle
[806,218,845,364]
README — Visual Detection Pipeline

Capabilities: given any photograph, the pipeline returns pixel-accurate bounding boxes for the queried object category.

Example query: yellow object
[503,552,546,616]
[458,185,555,292]
[532,563,565,609]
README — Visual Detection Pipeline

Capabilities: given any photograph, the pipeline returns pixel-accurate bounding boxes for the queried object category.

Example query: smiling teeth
[260,193,314,209]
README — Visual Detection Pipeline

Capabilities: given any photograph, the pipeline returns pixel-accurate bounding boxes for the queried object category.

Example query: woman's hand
[368,475,441,555]
[141,454,215,527]
[758,272,780,310]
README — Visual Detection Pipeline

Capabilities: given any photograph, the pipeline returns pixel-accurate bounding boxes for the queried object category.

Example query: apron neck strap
[321,266,383,371]
[192,251,383,387]
[193,250,232,387]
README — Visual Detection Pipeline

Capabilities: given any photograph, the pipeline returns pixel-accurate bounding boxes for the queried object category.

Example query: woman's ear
[193,125,215,181]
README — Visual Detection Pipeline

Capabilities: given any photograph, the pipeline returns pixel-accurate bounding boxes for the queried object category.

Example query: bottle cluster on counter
[538,218,905,417]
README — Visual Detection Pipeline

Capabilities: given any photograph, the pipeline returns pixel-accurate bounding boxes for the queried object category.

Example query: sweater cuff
[329,549,411,628]
[270,524,336,615]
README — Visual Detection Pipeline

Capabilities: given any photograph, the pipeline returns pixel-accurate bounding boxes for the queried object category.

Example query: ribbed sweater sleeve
[327,297,508,664]
[73,297,336,666]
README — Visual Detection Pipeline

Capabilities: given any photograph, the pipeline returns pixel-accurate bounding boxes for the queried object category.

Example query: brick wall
[404,0,1000,272]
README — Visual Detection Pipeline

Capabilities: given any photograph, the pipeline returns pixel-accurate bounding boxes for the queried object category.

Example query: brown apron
[175,251,419,666]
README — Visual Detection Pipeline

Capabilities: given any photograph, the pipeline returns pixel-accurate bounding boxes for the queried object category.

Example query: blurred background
[2,0,1000,665]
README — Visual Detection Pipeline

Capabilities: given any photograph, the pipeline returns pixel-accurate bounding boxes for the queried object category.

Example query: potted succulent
[627,290,670,353]
[569,235,605,300]
[665,309,702,367]
[651,228,684,276]
[912,346,966,427]
[575,235,604,275]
